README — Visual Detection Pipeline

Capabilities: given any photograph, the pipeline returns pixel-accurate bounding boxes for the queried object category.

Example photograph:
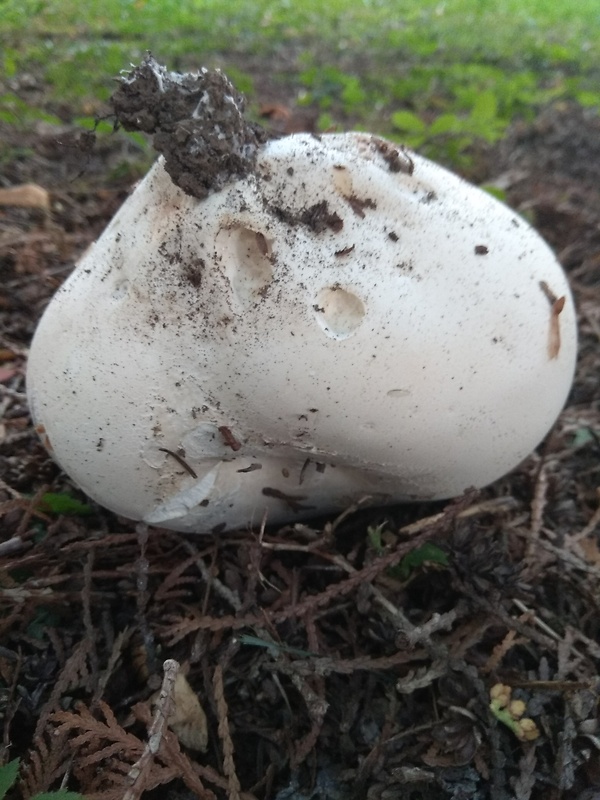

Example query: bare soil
[1,80,599,800]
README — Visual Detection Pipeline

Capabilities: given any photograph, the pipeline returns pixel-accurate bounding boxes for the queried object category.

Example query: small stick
[525,461,548,564]
[159,447,198,478]
[123,659,180,800]
[571,487,600,542]
[0,536,26,556]
[218,426,242,451]
[213,664,241,800]
[511,599,561,642]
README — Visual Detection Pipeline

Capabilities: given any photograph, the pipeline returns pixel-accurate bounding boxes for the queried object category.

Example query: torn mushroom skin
[26,59,577,533]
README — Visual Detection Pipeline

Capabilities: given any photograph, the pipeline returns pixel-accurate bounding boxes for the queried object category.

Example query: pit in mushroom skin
[26,63,577,533]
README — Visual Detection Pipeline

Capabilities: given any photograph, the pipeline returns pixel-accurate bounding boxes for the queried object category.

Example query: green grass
[1,0,599,167]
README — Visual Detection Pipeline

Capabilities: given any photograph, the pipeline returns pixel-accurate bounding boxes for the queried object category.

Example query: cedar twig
[83,550,99,680]
[481,629,527,674]
[518,525,600,577]
[213,664,241,800]
[134,523,157,678]
[123,658,180,800]
[511,598,563,642]
[509,599,560,642]
[1,648,22,760]
[288,616,328,768]
[326,494,374,532]
[179,538,242,611]
[20,727,73,797]
[16,484,50,538]
[512,746,537,800]
[289,671,329,769]
[571,487,600,541]
[133,702,218,799]
[395,660,448,694]
[265,648,429,677]
[557,628,577,680]
[93,628,131,704]
[34,639,92,740]
[525,460,548,565]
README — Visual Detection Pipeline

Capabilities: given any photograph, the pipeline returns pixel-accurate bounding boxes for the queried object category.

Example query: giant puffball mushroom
[27,57,577,533]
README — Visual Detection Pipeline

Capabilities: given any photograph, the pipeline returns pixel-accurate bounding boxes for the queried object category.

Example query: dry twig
[123,658,180,800]
[213,664,242,800]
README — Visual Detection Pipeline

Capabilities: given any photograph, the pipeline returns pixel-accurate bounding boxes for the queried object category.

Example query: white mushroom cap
[27,132,577,532]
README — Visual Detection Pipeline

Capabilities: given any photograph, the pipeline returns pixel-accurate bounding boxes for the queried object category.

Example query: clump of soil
[111,55,268,198]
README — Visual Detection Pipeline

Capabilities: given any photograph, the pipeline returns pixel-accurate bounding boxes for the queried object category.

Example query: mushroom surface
[27,131,577,532]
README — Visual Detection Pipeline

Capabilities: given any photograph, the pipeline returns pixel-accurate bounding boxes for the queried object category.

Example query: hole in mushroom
[215,225,274,308]
[313,286,366,340]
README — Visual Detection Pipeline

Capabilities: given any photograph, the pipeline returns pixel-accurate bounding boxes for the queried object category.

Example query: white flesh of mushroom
[27,132,577,532]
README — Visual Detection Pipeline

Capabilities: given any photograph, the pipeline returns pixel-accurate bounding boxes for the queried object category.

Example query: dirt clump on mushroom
[111,54,268,198]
